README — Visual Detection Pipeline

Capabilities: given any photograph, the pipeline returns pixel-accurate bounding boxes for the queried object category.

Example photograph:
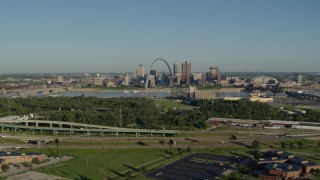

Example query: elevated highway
[0,117,177,137]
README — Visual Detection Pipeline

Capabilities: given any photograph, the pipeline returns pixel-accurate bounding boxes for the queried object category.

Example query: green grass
[153,99,193,110]
[19,148,165,180]
[15,140,320,180]
[0,138,25,144]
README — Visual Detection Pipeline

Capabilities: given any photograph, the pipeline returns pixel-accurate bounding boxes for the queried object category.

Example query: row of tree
[0,97,207,129]
[193,99,320,122]
[1,97,320,129]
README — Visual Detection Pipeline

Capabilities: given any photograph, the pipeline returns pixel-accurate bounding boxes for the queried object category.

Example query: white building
[136,64,145,77]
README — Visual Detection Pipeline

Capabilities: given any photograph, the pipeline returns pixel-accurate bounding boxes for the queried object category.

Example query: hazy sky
[0,0,319,73]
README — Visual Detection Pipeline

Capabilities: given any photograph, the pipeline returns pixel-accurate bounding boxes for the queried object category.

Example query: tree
[1,164,9,172]
[229,135,237,151]
[252,140,261,149]
[297,141,304,149]
[168,139,175,154]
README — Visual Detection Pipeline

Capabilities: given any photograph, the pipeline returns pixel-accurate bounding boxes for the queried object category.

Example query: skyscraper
[182,61,191,85]
[294,74,302,86]
[209,66,218,79]
[123,74,130,86]
[173,63,179,76]
[206,65,220,85]
[57,76,64,82]
[136,64,145,77]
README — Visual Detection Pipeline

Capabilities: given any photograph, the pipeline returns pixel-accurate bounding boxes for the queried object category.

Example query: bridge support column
[116,132,118,137]
[36,122,38,128]
[87,131,90,137]
[150,132,153,137]
[163,133,165,137]
[26,122,28,126]
[40,129,42,135]
[1,126,3,132]
[50,123,52,128]
[136,132,138,137]
[59,124,62,128]
[70,130,72,136]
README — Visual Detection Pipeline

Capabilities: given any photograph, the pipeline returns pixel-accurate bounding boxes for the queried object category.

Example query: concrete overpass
[0,117,177,137]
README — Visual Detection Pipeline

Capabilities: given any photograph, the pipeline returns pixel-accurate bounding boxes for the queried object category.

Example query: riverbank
[68,87,245,93]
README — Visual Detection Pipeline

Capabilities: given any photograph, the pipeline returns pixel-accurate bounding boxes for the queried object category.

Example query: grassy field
[153,99,193,110]
[16,144,320,180]
[0,138,25,144]
[19,147,170,180]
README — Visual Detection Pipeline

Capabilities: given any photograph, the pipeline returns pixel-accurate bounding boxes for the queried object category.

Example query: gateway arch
[145,58,173,89]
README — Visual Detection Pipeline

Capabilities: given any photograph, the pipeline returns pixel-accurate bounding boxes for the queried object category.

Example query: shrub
[254,151,263,158]
[1,164,9,172]
[32,157,41,164]
[22,163,33,168]
[187,147,192,153]
[141,165,147,173]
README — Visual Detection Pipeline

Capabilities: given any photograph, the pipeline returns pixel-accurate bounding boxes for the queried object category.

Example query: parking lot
[146,153,238,180]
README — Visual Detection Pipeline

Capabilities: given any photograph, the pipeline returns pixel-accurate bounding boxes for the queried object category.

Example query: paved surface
[146,153,239,180]
[0,156,73,178]
[6,171,69,180]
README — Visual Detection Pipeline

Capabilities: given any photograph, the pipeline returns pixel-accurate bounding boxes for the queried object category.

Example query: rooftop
[265,163,301,172]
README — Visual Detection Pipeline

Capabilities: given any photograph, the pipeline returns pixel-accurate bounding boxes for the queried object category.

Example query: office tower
[209,66,218,79]
[150,75,156,87]
[136,64,145,77]
[217,72,221,85]
[294,74,302,86]
[123,74,130,86]
[206,65,220,85]
[173,63,179,76]
[57,76,64,82]
[182,61,191,85]
[150,70,156,76]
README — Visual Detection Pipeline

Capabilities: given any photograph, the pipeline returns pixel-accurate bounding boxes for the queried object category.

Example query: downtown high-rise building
[136,64,145,77]
[209,66,218,79]
[173,63,179,76]
[294,74,302,86]
[206,65,220,85]
[182,61,191,85]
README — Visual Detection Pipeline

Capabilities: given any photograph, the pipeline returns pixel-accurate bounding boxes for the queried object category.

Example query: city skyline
[0,0,319,73]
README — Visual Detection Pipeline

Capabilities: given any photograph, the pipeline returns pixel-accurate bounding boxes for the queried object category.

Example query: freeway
[0,116,177,137]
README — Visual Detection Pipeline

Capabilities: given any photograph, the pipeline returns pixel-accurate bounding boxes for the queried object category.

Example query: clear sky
[0,0,319,73]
